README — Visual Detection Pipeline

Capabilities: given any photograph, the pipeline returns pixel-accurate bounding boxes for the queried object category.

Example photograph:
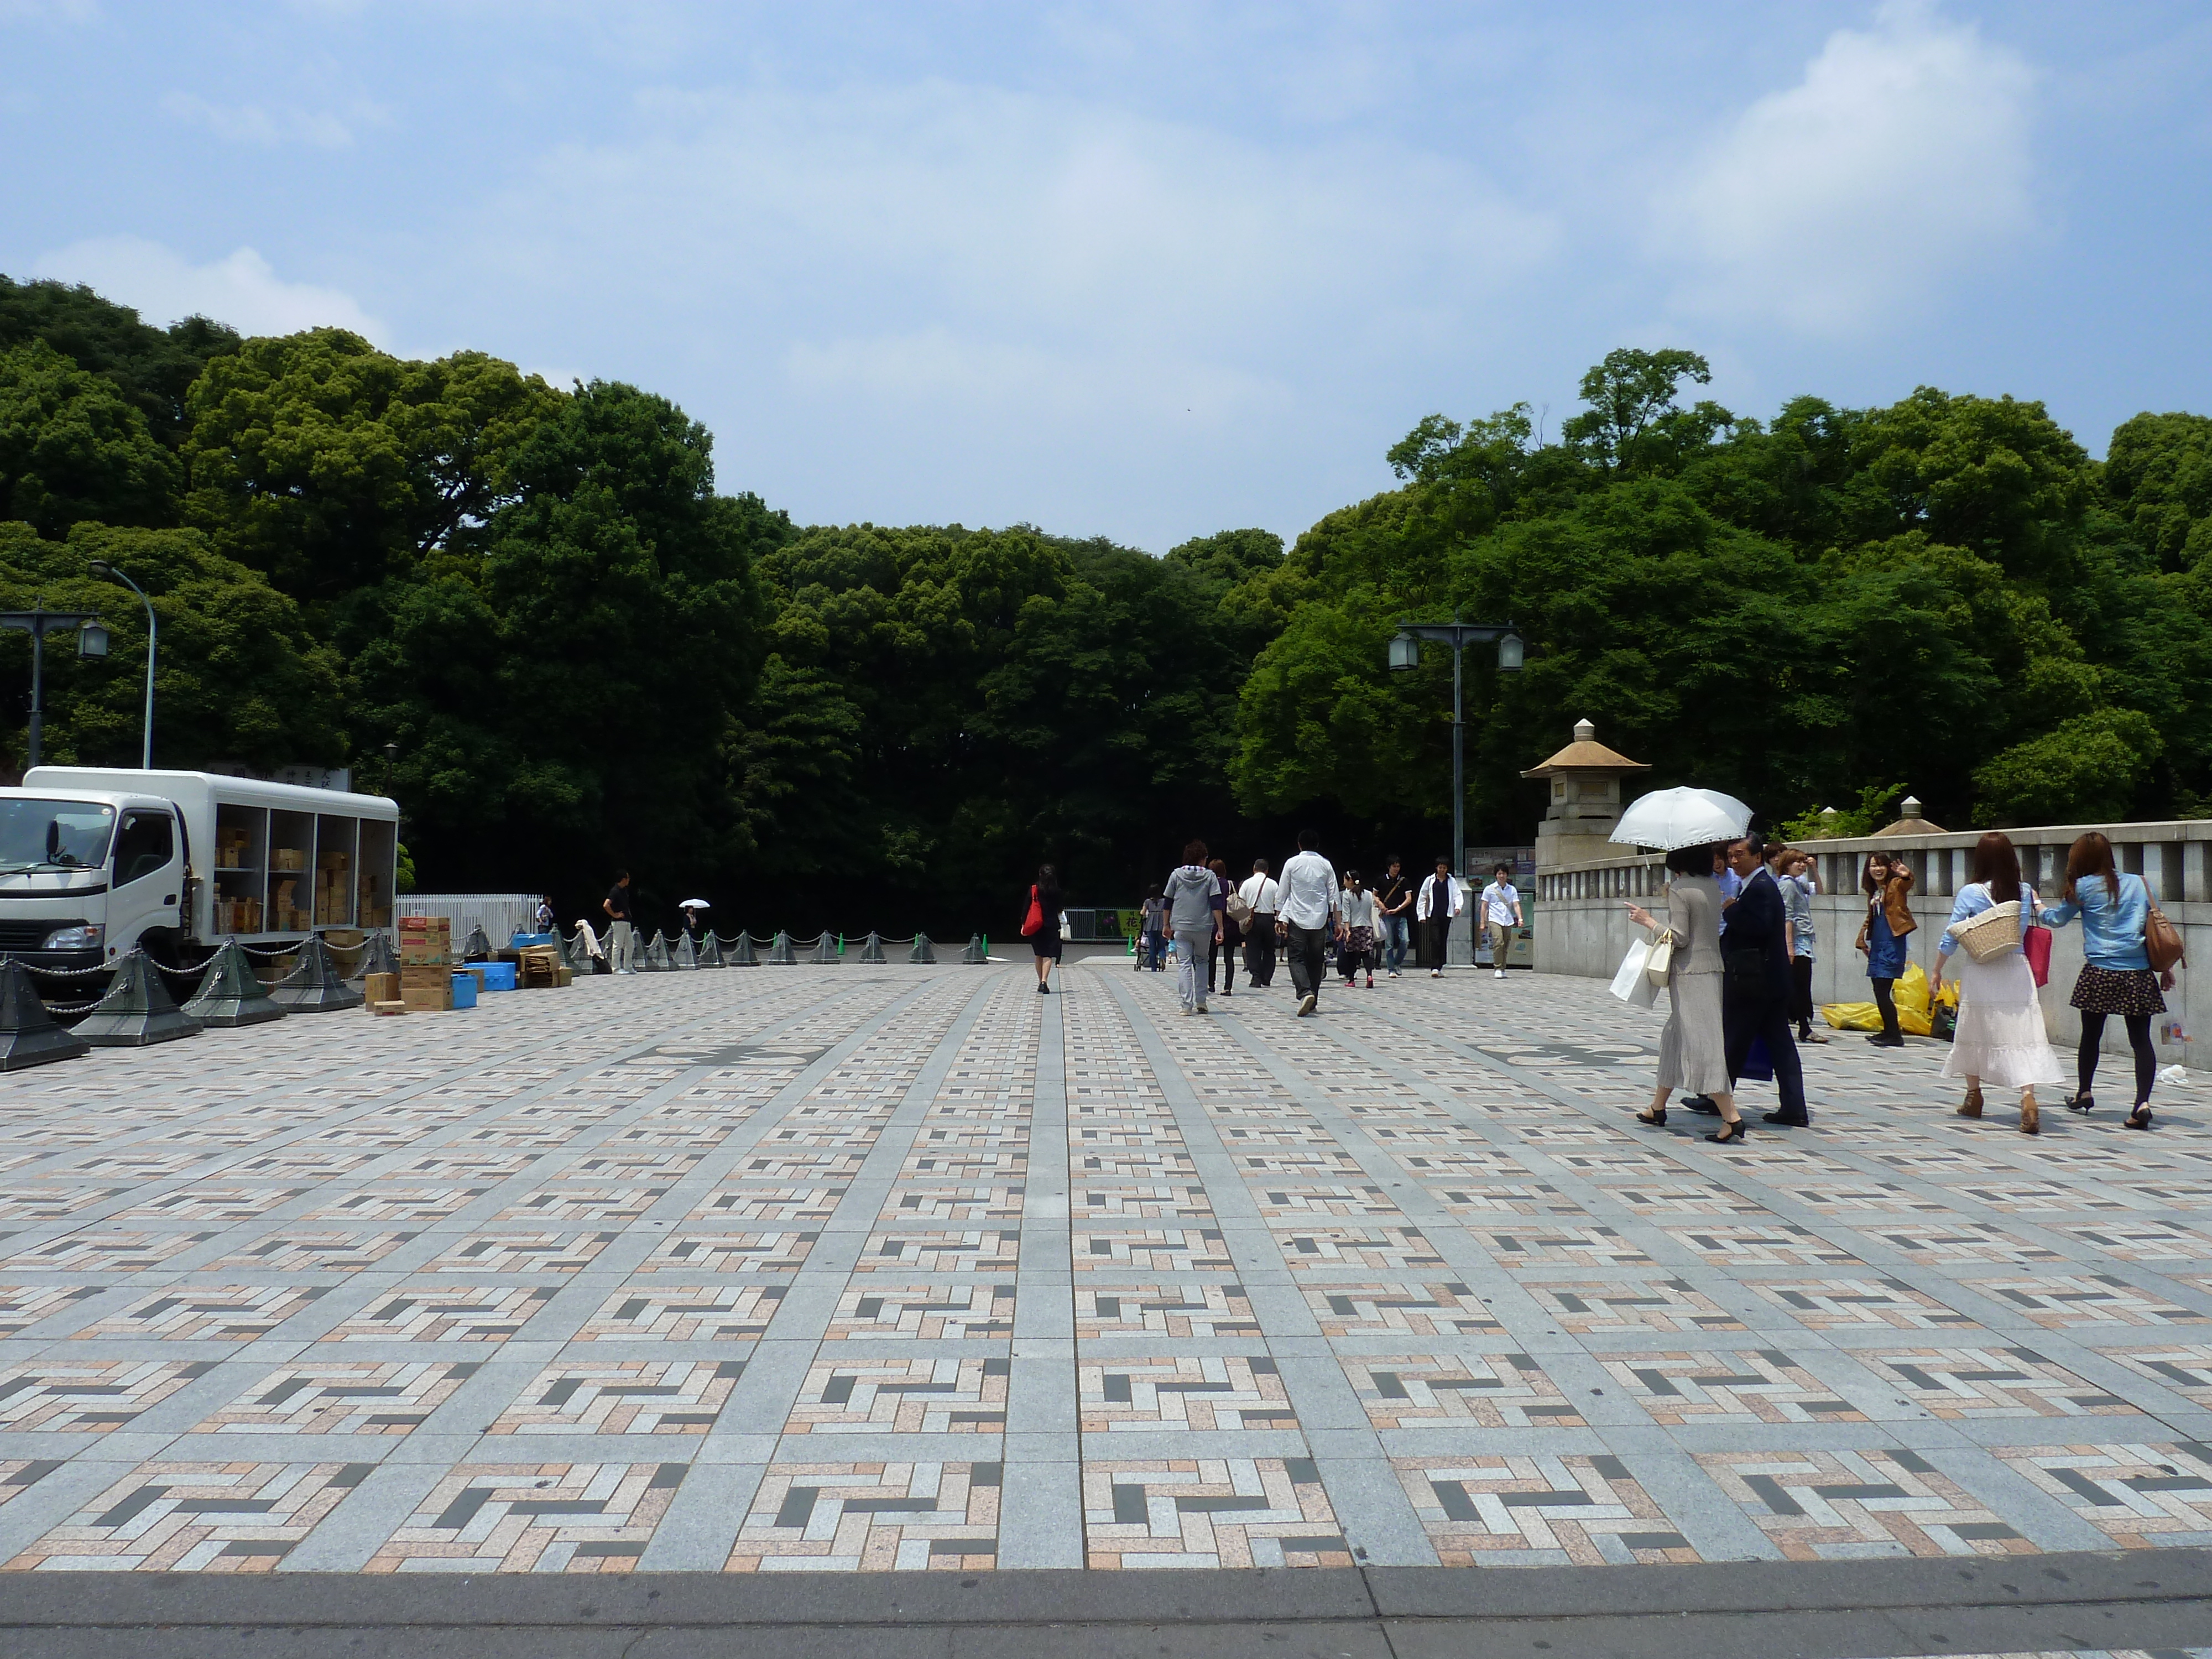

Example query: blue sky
[5,2,2209,551]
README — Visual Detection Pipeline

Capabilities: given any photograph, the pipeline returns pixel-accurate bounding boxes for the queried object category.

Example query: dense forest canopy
[6,275,2211,933]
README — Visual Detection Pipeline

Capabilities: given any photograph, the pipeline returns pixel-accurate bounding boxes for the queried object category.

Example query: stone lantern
[1522,718,1650,873]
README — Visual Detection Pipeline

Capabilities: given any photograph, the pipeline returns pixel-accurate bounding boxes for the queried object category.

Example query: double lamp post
[1387,617,1524,895]
[2,561,158,771]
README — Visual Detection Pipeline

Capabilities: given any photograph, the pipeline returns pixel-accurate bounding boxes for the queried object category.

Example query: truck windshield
[0,799,117,873]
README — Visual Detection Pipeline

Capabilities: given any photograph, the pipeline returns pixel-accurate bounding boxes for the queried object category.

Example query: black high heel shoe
[1705,1119,1749,1145]
[2064,1092,2095,1114]
[1636,1107,1666,1127]
[2125,1104,2153,1131]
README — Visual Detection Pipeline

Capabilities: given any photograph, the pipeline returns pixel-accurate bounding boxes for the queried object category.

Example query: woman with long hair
[2039,832,2174,1129]
[1207,857,1243,999]
[1932,832,2061,1134]
[1339,869,1376,989]
[1855,851,1914,1048]
[1027,863,1065,994]
[1624,843,1746,1145]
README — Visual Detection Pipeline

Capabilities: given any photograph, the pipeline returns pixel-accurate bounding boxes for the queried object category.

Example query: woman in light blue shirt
[2038,831,2173,1129]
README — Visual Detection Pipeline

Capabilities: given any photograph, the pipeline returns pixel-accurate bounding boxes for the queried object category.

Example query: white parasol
[1609,786,1754,852]
[678,898,711,910]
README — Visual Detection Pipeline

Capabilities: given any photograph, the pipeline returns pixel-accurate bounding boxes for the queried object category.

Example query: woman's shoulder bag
[1021,886,1045,938]
[2146,883,2186,973]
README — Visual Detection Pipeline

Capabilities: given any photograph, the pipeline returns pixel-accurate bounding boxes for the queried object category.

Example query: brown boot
[1957,1084,1984,1119]
[2019,1091,2039,1136]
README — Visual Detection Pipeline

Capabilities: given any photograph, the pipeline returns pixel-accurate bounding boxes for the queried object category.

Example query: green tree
[0,273,239,447]
[0,341,182,537]
[2104,411,2212,571]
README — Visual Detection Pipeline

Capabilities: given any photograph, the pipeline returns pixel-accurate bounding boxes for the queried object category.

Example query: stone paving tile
[1082,1458,1349,1567]
[6,963,2212,1575]
[1599,1349,1863,1425]
[1694,1447,2036,1558]
[1996,1442,2212,1545]
[9,1459,372,1569]
[731,1462,1001,1569]
[367,1462,687,1571]
[1396,1453,1697,1566]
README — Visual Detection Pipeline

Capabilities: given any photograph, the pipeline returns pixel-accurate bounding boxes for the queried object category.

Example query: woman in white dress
[1931,831,2061,1135]
[1623,842,1744,1144]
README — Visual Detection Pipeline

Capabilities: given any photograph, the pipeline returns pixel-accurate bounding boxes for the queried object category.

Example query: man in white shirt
[1415,857,1463,978]
[1479,863,1522,980]
[1276,830,1344,1018]
[1238,858,1282,989]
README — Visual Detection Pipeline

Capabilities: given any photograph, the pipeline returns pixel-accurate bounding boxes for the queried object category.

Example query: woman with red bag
[1023,864,1065,994]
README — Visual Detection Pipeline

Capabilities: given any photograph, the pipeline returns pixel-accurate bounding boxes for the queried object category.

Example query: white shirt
[1277,852,1341,930]
[1238,874,1281,914]
[1480,880,1520,926]
[1340,888,1377,928]
[1416,873,1463,921]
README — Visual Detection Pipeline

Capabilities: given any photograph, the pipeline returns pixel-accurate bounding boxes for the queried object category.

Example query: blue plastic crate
[478,961,518,992]
[449,972,478,1009]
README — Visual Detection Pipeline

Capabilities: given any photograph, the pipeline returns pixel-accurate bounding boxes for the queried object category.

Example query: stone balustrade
[1535,820,2207,1072]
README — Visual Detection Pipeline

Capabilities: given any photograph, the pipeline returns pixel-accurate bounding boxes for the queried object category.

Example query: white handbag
[1644,931,1674,986]
[1610,939,1662,1009]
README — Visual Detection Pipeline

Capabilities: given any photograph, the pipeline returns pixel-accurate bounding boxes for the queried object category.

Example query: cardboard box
[399,984,452,1011]
[371,999,408,1016]
[399,943,451,967]
[400,965,451,990]
[364,972,398,1003]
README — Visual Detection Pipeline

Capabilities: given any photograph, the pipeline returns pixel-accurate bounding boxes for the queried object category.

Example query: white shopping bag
[1610,938,1662,1009]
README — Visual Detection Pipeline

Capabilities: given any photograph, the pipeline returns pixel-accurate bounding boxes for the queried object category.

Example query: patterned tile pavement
[0,958,2210,1576]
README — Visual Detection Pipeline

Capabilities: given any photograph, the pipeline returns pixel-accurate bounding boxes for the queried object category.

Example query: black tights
[2077,1011,2156,1106]
[1870,977,1901,1040]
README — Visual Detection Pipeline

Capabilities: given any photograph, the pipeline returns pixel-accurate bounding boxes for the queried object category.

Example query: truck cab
[0,789,187,973]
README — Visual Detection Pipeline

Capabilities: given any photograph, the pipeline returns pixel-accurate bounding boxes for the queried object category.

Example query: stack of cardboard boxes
[398,916,453,1011]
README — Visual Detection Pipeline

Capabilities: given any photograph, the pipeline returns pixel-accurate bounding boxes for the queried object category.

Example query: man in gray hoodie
[1163,839,1224,1014]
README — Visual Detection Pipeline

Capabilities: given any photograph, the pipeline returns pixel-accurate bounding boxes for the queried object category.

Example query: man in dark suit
[1719,834,1809,1126]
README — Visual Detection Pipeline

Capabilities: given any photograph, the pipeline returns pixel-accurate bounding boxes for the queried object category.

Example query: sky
[4,1,2210,552]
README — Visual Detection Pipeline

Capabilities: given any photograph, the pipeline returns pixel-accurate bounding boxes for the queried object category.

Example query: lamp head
[87,561,112,580]
[77,622,110,659]
[1387,634,1420,672]
[1496,632,1525,672]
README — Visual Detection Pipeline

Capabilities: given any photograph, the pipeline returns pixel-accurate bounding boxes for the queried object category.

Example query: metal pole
[27,610,43,770]
[104,567,156,768]
[1451,632,1464,900]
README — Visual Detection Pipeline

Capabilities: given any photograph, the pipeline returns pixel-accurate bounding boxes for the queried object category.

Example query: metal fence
[397,894,540,946]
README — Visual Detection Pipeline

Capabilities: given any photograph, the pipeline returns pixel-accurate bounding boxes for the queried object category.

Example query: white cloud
[1658,1,2037,333]
[160,90,359,149]
[31,236,385,340]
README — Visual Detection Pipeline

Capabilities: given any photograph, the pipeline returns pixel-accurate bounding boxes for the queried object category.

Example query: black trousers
[1726,985,1809,1122]
[1285,924,1330,1002]
[1791,956,1815,1031]
[1210,926,1242,992]
[1417,917,1451,968]
[1870,976,1901,1041]
[1243,921,1277,987]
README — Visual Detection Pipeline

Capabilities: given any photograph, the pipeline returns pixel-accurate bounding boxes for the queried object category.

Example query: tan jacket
[1659,875,1724,974]
[1854,869,1916,950]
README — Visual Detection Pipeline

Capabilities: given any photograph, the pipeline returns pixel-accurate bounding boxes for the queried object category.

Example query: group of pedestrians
[1625,827,2177,1145]
[1139,834,1526,1019]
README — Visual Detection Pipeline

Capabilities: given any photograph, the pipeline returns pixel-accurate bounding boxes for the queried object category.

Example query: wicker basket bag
[1949,899,2022,963]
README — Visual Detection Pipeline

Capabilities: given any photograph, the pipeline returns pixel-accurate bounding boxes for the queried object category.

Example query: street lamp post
[1386,616,1525,904]
[1,602,107,770]
[88,561,156,769]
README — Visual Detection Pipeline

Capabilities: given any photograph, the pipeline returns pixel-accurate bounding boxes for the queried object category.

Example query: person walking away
[1718,836,1809,1128]
[1239,860,1281,988]
[604,870,639,974]
[1339,871,1378,988]
[1775,848,1825,1043]
[1375,857,1413,978]
[1855,852,1914,1047]
[1416,857,1463,978]
[1479,863,1522,980]
[535,894,556,936]
[1139,886,1168,972]
[1278,830,1344,1018]
[1624,843,1744,1144]
[2038,831,2174,1130]
[1164,843,1222,1015]
[1026,864,1065,994]
[1932,832,2060,1135]
[1208,858,1244,999]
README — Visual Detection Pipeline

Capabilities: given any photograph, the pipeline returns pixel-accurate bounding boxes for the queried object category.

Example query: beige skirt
[1657,971,1729,1095]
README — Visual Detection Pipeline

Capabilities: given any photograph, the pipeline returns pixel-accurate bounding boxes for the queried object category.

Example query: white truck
[0,768,400,976]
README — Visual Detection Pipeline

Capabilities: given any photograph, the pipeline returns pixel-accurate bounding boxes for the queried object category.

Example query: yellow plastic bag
[1823,963,1943,1036]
